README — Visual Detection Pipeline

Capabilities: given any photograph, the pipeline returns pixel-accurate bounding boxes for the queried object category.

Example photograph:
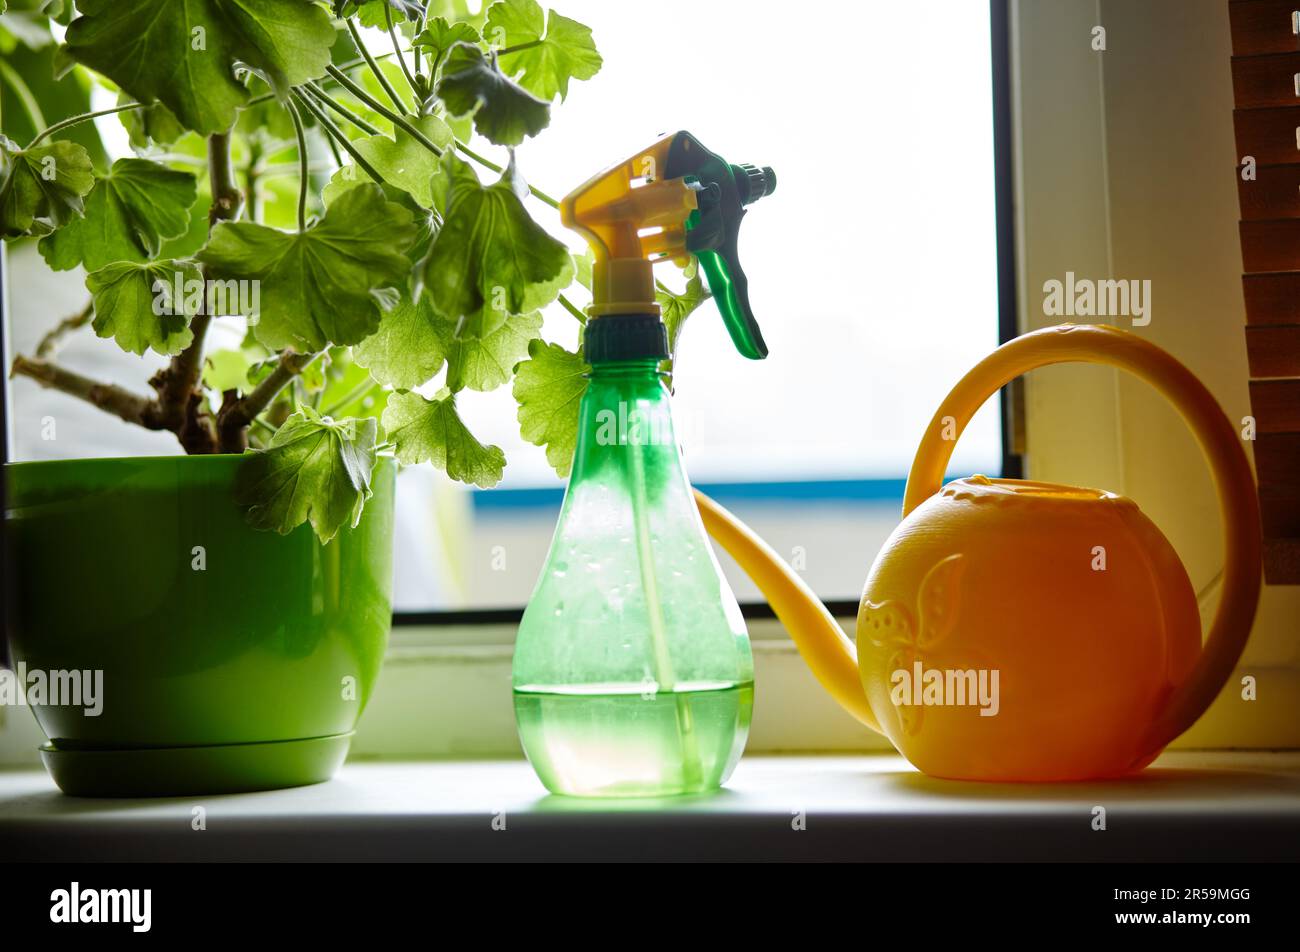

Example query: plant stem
[413,9,425,79]
[216,350,320,452]
[558,293,586,324]
[324,66,442,155]
[149,133,243,452]
[498,40,544,56]
[206,130,245,227]
[292,90,384,184]
[304,80,382,136]
[0,60,46,132]
[346,17,409,114]
[287,98,309,232]
[325,69,563,211]
[10,355,158,428]
[36,301,94,359]
[385,5,421,97]
[244,52,400,112]
[455,141,559,208]
[323,127,345,168]
[244,138,263,222]
[26,101,146,148]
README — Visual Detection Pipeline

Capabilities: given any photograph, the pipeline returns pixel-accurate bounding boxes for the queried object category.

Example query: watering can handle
[905,323,1262,759]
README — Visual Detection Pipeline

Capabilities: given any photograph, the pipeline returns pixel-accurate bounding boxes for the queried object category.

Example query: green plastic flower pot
[3,454,395,797]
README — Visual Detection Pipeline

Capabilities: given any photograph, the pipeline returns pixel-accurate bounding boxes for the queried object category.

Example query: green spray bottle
[512,131,777,797]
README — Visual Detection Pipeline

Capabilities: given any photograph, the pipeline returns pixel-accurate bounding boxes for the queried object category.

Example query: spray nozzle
[560,131,776,360]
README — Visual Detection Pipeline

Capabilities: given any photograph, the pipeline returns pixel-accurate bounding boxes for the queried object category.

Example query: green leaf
[573,248,593,291]
[657,262,711,359]
[118,98,185,149]
[0,134,94,238]
[0,2,55,49]
[521,248,573,311]
[3,0,74,25]
[38,158,196,271]
[299,357,328,393]
[352,292,447,390]
[65,0,337,135]
[319,347,388,421]
[486,0,601,102]
[203,348,254,393]
[336,0,424,27]
[160,186,214,259]
[446,309,542,393]
[443,111,474,147]
[235,406,378,544]
[513,338,588,478]
[198,183,418,352]
[352,115,453,208]
[455,248,567,338]
[86,258,200,356]
[420,153,568,336]
[414,16,481,67]
[435,40,549,146]
[235,75,299,148]
[355,282,542,394]
[321,165,365,207]
[382,388,505,487]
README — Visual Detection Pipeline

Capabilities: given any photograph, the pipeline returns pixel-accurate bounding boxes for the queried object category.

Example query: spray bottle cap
[561,131,776,360]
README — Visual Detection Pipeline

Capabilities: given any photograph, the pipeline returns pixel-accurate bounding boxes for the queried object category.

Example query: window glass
[3,0,1002,612]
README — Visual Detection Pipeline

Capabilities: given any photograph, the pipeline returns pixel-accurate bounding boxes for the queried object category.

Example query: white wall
[1011,0,1299,744]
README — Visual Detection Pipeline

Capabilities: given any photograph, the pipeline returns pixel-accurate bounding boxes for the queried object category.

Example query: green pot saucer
[40,733,353,798]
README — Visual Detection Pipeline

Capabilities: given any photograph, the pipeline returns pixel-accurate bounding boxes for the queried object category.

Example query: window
[402,0,1005,611]
[1,0,1005,616]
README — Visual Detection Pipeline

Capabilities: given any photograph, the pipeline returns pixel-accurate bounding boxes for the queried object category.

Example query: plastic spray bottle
[512,132,777,797]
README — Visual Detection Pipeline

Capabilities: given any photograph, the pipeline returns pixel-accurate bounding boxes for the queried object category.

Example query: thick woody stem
[11,355,159,428]
[216,350,319,453]
[35,300,93,358]
[149,132,245,453]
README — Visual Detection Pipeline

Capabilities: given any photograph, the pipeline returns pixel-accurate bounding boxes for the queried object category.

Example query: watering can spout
[693,489,883,734]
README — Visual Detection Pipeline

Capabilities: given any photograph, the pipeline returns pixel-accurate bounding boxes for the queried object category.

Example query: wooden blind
[1229,0,1300,583]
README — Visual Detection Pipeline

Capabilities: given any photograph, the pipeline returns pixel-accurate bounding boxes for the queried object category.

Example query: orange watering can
[696,323,1262,781]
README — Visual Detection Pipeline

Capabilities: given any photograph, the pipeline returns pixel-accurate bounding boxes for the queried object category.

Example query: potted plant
[1,0,707,796]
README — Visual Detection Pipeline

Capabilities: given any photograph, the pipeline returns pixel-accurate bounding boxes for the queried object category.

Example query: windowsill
[2,751,1298,862]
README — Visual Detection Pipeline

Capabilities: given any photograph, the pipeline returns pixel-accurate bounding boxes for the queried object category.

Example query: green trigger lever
[668,132,777,360]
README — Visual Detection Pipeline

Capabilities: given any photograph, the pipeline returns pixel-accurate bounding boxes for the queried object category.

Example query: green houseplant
[0,0,707,796]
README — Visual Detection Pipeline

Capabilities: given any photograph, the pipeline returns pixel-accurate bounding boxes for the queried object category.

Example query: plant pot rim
[6,453,248,470]
[6,453,396,470]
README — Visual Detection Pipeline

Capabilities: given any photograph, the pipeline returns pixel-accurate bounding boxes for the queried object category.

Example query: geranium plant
[0,0,709,541]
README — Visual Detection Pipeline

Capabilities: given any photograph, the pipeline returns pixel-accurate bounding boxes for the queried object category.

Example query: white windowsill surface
[2,751,1298,862]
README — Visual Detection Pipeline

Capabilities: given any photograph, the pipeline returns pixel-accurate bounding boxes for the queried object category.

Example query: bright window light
[458,0,1003,488]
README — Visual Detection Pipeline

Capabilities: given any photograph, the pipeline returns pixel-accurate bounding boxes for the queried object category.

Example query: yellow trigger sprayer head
[560,130,776,359]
